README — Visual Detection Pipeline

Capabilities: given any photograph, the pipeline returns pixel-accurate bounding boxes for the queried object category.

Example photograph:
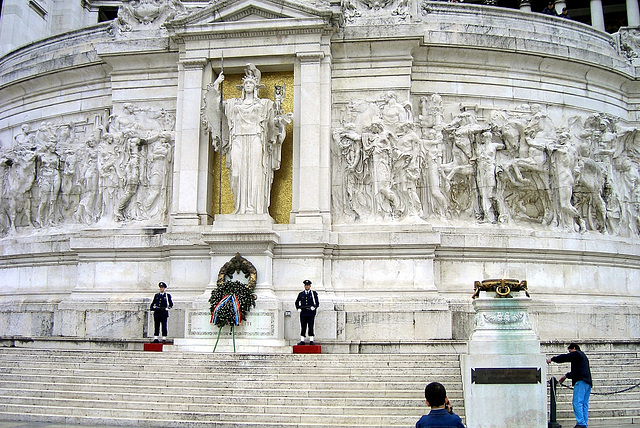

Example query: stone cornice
[297,51,325,62]
[180,58,208,69]
[168,17,335,43]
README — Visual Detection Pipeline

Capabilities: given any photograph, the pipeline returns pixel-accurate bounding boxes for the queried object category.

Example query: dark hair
[425,382,447,407]
[568,343,581,351]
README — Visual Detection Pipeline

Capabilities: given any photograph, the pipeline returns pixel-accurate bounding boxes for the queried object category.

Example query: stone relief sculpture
[35,140,62,227]
[109,0,188,34]
[619,27,640,61]
[332,93,640,237]
[0,105,175,236]
[342,0,411,23]
[0,146,37,233]
[74,136,100,225]
[143,131,174,219]
[202,63,292,216]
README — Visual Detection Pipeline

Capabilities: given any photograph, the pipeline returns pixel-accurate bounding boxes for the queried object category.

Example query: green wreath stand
[209,253,257,353]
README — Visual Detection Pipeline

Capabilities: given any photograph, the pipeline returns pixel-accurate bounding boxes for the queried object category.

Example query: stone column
[170,58,211,228]
[627,0,640,27]
[291,51,330,227]
[461,286,547,428]
[519,0,532,12]
[590,0,606,31]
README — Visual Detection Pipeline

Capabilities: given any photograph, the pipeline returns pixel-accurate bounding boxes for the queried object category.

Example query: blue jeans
[573,380,591,426]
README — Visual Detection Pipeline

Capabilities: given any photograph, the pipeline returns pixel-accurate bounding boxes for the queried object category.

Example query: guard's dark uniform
[150,287,173,339]
[295,288,319,337]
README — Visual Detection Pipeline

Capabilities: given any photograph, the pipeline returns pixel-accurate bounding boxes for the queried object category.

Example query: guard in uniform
[150,281,173,343]
[295,279,319,345]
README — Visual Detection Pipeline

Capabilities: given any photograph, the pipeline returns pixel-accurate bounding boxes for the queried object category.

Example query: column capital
[180,58,208,70]
[297,51,325,63]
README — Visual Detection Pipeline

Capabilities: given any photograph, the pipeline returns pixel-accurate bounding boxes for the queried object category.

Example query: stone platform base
[143,342,165,352]
[293,344,321,354]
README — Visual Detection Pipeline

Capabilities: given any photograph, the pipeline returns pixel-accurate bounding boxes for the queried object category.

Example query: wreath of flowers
[209,279,256,328]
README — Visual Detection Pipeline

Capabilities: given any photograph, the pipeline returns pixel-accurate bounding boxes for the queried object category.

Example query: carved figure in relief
[506,105,552,224]
[1,147,37,232]
[475,130,505,223]
[420,128,448,218]
[35,140,62,227]
[360,0,395,10]
[333,123,369,220]
[14,124,35,149]
[394,122,423,218]
[59,146,81,220]
[362,122,399,219]
[205,64,290,216]
[342,0,362,22]
[74,137,100,225]
[109,103,139,134]
[620,28,640,60]
[443,112,485,217]
[379,91,412,134]
[392,0,410,20]
[572,114,617,233]
[142,131,173,219]
[111,0,188,33]
[97,131,123,224]
[115,131,145,221]
[548,130,584,231]
[616,156,640,236]
[35,122,56,148]
[419,94,444,131]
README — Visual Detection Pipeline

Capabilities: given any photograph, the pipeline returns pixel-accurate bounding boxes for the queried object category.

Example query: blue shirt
[416,408,465,428]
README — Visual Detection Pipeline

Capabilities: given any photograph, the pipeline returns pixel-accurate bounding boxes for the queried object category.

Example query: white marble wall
[0,0,639,347]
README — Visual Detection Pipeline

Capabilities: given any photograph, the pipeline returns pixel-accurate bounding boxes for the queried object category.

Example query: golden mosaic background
[211,71,294,224]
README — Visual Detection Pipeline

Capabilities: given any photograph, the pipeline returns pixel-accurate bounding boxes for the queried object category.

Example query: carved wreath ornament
[472,279,530,299]
[209,253,257,328]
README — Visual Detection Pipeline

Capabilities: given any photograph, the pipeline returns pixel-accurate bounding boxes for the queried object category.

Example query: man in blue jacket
[416,382,465,428]
[547,343,592,428]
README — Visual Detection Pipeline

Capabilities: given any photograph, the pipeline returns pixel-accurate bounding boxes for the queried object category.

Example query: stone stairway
[2,345,639,427]
[0,347,464,427]
[546,349,640,427]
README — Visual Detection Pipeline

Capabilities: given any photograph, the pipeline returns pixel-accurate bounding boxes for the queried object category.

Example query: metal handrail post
[549,377,562,428]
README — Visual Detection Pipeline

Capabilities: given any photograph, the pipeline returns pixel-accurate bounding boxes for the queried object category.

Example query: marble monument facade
[0,0,639,348]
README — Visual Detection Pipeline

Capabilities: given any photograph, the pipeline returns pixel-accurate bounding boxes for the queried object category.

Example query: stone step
[0,382,464,399]
[0,368,459,382]
[0,411,412,428]
[0,347,463,427]
[0,373,458,391]
[0,362,461,375]
[0,388,432,407]
[0,403,420,426]
[0,396,426,415]
[2,346,639,427]
[0,347,461,360]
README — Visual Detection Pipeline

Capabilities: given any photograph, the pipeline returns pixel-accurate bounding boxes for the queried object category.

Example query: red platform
[143,342,164,352]
[293,344,321,354]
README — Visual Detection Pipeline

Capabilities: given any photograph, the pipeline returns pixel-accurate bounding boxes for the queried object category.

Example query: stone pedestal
[171,215,288,352]
[461,291,547,428]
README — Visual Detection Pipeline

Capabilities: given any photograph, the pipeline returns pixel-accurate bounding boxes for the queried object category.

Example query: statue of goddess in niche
[206,64,289,216]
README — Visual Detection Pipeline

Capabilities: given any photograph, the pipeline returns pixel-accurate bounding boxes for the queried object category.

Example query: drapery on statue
[203,63,292,216]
